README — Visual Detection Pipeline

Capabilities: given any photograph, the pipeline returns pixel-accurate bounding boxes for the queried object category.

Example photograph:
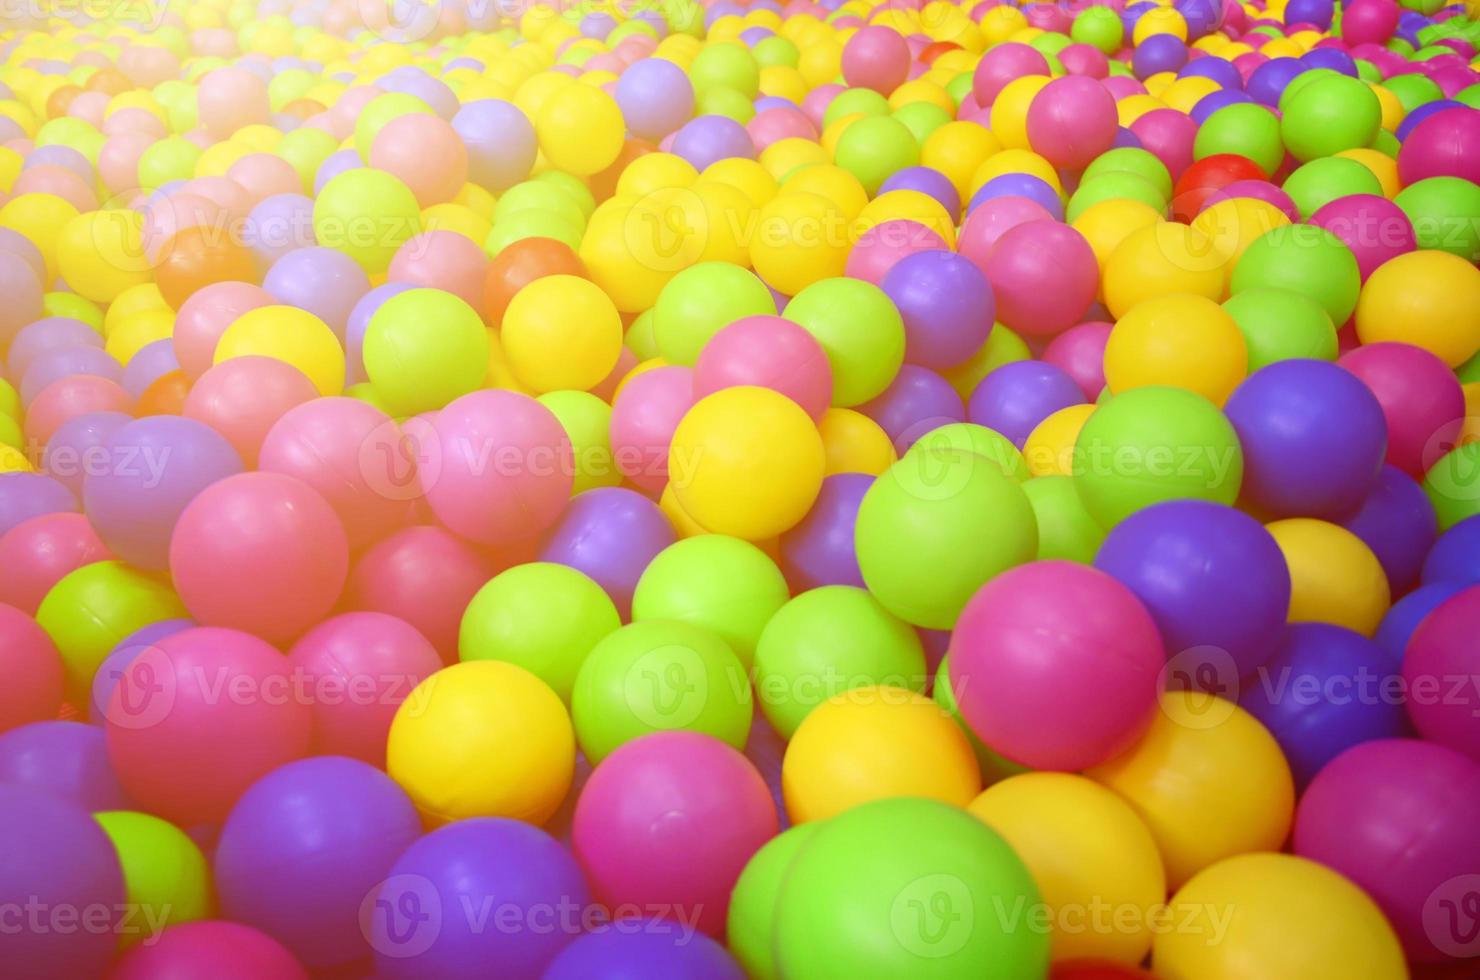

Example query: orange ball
[85,68,132,96]
[483,236,588,325]
[589,138,657,203]
[154,225,258,309]
[45,85,83,119]
[134,370,191,417]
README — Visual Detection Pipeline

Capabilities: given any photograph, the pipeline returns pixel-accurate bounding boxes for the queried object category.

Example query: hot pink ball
[424,389,572,546]
[845,219,948,286]
[609,365,696,494]
[387,231,489,312]
[1042,320,1112,400]
[957,196,1057,277]
[0,602,64,733]
[1058,43,1109,79]
[1204,179,1300,222]
[0,513,111,616]
[369,113,469,207]
[258,396,419,551]
[1026,76,1118,171]
[182,356,321,467]
[1338,341,1463,477]
[173,281,275,380]
[572,731,778,937]
[972,41,1050,106]
[1397,106,1480,186]
[693,315,833,421]
[169,472,349,645]
[285,612,441,766]
[24,377,132,450]
[981,219,1098,337]
[227,153,304,205]
[1295,738,1480,963]
[948,560,1164,770]
[841,25,912,95]
[1404,586,1480,761]
[104,626,312,826]
[1341,0,1400,46]
[1102,74,1148,100]
[109,920,308,980]
[197,67,271,141]
[1129,107,1198,179]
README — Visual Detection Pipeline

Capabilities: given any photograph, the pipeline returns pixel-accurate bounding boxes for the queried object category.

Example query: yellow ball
[214,305,345,396]
[781,163,869,218]
[1355,249,1480,367]
[387,661,575,826]
[1335,147,1400,199]
[0,192,80,284]
[1104,293,1248,405]
[759,137,829,181]
[502,274,622,393]
[1190,196,1291,274]
[1266,518,1391,637]
[1087,690,1294,890]
[1072,198,1164,273]
[1102,222,1227,318]
[818,407,897,476]
[751,192,851,297]
[421,203,493,246]
[1153,854,1408,980]
[971,147,1063,196]
[105,309,173,367]
[701,157,777,209]
[990,75,1052,150]
[1134,6,1188,41]
[616,152,699,199]
[578,199,674,313]
[853,189,956,248]
[782,686,981,824]
[57,210,150,304]
[670,386,825,541]
[922,120,1002,202]
[1025,404,1095,477]
[102,283,167,339]
[970,773,1166,964]
[535,83,624,177]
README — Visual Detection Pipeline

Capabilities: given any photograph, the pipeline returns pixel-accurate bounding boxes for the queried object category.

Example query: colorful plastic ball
[483,235,586,325]
[1022,473,1107,563]
[94,809,211,946]
[1355,249,1480,367]
[1394,176,1480,262]
[1171,153,1267,223]
[1403,587,1480,760]
[0,603,63,732]
[108,921,307,980]
[387,660,573,826]
[1220,288,1336,371]
[728,825,817,980]
[879,250,993,371]
[1101,223,1224,319]
[263,246,371,338]
[652,263,775,368]
[180,357,316,467]
[748,192,850,297]
[502,275,621,393]
[362,287,489,416]
[154,225,258,311]
[857,364,964,451]
[103,626,310,825]
[1193,104,1284,177]
[969,172,1065,220]
[856,449,1038,629]
[1339,342,1463,478]
[968,361,1085,449]
[1104,293,1248,405]
[614,59,695,142]
[0,720,126,810]
[845,218,949,286]
[969,773,1166,964]
[775,797,1048,979]
[840,25,910,95]
[608,365,696,494]
[0,512,110,617]
[1397,105,1480,186]
[544,924,745,980]
[313,168,422,276]
[784,277,906,407]
[1230,224,1361,327]
[693,315,832,421]
[533,82,623,176]
[346,526,494,661]
[1026,75,1118,171]
[1281,157,1384,221]
[172,282,272,381]
[1279,73,1382,162]
[213,305,344,398]
[1266,518,1392,637]
[974,42,1051,105]
[982,220,1098,338]
[1308,194,1416,281]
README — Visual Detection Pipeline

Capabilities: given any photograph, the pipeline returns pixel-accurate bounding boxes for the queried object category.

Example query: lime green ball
[345,382,394,413]
[267,68,315,111]
[690,42,761,98]
[1382,72,1443,113]
[1065,171,1167,223]
[1081,147,1174,201]
[539,391,619,494]
[1222,287,1337,370]
[362,287,490,417]
[822,87,891,128]
[533,169,596,220]
[754,35,800,69]
[1355,59,1383,83]
[274,127,336,193]
[1370,127,1401,158]
[313,168,422,275]
[652,262,776,366]
[729,824,820,980]
[1455,83,1480,109]
[36,561,187,704]
[1194,103,1284,176]
[1395,176,1480,262]
[774,797,1050,979]
[908,422,1029,482]
[43,292,103,331]
[699,85,757,123]
[571,619,752,763]
[0,378,19,421]
[1030,32,1073,57]
[632,535,790,668]
[834,115,920,196]
[1282,156,1384,220]
[95,810,213,946]
[1459,346,1480,384]
[753,586,927,738]
[1230,224,1362,324]
[1072,386,1244,528]
[353,92,434,159]
[945,72,974,109]
[485,207,584,257]
[785,277,906,406]
[1277,67,1342,115]
[892,101,952,146]
[494,180,587,229]
[137,136,201,189]
[856,449,1038,629]
[1072,6,1125,53]
[624,309,659,361]
[1423,441,1480,530]
[934,655,1033,784]
[1022,474,1106,564]
[1280,73,1382,162]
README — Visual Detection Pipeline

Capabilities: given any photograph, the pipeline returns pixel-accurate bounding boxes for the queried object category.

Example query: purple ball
[89,618,194,724]
[215,756,422,969]
[779,472,870,591]
[314,148,363,195]
[39,411,130,499]
[615,59,696,142]
[968,173,1064,220]
[119,338,180,399]
[1223,359,1388,520]
[1302,46,1355,74]
[1180,55,1242,90]
[877,166,961,218]
[880,250,994,371]
[1095,499,1292,679]
[538,486,676,618]
[20,346,122,408]
[1240,624,1407,788]
[243,193,316,273]
[542,923,746,980]
[453,99,538,192]
[1132,34,1188,79]
[1422,513,1480,587]
[580,11,617,38]
[1177,0,1225,38]
[345,282,415,385]
[5,317,99,383]
[369,818,592,978]
[1246,57,1306,105]
[1374,582,1466,661]
[1190,88,1253,124]
[0,720,129,810]
[1341,464,1437,595]
[1395,98,1463,142]
[860,365,965,451]
[0,785,124,977]
[81,415,244,570]
[967,361,1083,449]
[671,115,756,171]
[0,472,77,538]
[1286,0,1335,29]
[22,145,92,184]
[263,245,371,339]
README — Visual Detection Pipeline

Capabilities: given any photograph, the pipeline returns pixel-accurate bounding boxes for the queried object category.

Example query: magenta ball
[109,921,308,980]
[1042,320,1112,399]
[693,315,832,421]
[168,472,349,644]
[972,42,1050,105]
[0,512,110,616]
[572,731,778,938]
[1309,194,1416,281]
[844,218,948,286]
[956,196,1056,276]
[1129,107,1198,179]
[841,25,912,94]
[538,486,676,617]
[1398,106,1480,186]
[1295,738,1480,962]
[880,249,995,370]
[982,220,1098,337]
[1341,0,1399,45]
[1026,75,1118,171]
[1404,586,1480,761]
[609,365,696,494]
[949,560,1164,770]
[1338,342,1465,477]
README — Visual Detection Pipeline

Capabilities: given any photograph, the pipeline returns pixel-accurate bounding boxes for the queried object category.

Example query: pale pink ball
[197,66,271,141]
[226,153,304,205]
[182,355,321,467]
[173,281,275,380]
[386,231,489,313]
[368,113,469,207]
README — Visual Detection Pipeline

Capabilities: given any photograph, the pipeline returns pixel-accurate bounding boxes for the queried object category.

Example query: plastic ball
[1266,518,1391,637]
[93,809,211,946]
[728,825,818,980]
[784,277,905,407]
[483,235,587,324]
[313,168,422,275]
[968,361,1086,450]
[362,287,489,415]
[1394,176,1480,262]
[1280,73,1382,161]
[1102,223,1225,318]
[544,925,745,980]
[0,719,127,810]
[983,220,1098,338]
[1104,293,1247,405]
[0,512,110,617]
[693,315,832,421]
[214,305,343,397]
[1355,249,1480,367]
[653,262,776,368]
[841,26,910,95]
[108,921,307,980]
[1220,288,1336,371]
[1026,75,1118,171]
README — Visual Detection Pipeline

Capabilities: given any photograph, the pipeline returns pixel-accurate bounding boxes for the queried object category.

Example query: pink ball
[169,472,349,645]
[1026,75,1118,172]
[344,526,496,662]
[1203,179,1300,222]
[972,41,1050,106]
[1102,75,1148,100]
[104,626,312,826]
[227,153,304,205]
[141,192,224,264]
[197,67,271,141]
[109,920,309,980]
[183,356,321,467]
[173,281,275,380]
[0,602,64,733]
[1129,107,1198,180]
[572,731,778,937]
[369,113,469,207]
[693,316,832,421]
[285,612,441,766]
[948,560,1164,770]
[1398,106,1480,186]
[801,84,844,130]
[844,219,948,286]
[981,219,1098,337]
[183,176,253,221]
[99,133,153,195]
[24,376,132,450]
[13,166,97,212]
[0,251,43,350]
[1042,320,1112,400]
[957,196,1057,277]
[424,389,572,546]
[258,396,419,551]
[1295,738,1480,963]
[1338,342,1463,477]
[609,365,696,495]
[841,25,912,95]
[746,107,818,152]
[102,107,166,139]
[387,231,489,312]
[1058,42,1109,79]
[1404,586,1480,761]
[1341,0,1400,46]
[0,513,111,616]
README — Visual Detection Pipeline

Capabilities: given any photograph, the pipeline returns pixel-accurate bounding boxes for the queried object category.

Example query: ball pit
[0,2,1477,974]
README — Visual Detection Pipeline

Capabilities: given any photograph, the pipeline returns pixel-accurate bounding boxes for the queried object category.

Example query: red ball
[1172,153,1267,222]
